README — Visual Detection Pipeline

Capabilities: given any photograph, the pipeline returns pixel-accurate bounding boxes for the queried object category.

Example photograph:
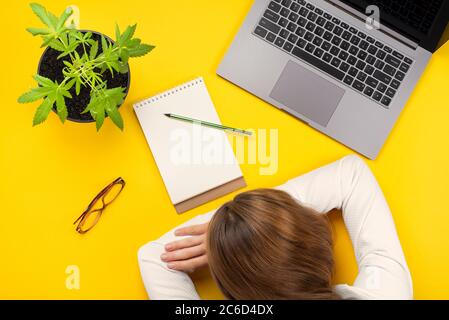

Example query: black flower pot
[37,30,131,123]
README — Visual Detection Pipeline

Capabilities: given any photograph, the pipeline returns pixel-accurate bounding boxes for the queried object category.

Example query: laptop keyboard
[253,0,415,108]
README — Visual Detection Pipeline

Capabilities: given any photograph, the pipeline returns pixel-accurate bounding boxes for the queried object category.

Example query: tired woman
[138,155,412,300]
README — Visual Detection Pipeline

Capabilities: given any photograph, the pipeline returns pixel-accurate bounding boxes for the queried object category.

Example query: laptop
[217,0,449,159]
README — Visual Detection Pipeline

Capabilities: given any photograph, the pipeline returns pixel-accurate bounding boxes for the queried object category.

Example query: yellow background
[1,1,448,300]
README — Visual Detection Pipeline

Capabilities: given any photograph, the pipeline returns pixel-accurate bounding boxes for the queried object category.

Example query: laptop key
[280,29,290,39]
[317,17,326,26]
[269,1,282,13]
[314,48,324,58]
[366,55,376,64]
[331,57,341,68]
[264,10,280,23]
[377,83,387,93]
[393,51,404,60]
[404,57,413,64]
[305,43,315,53]
[298,17,307,27]
[357,71,367,82]
[356,60,366,70]
[260,18,281,34]
[391,79,400,90]
[296,27,306,37]
[372,91,382,101]
[383,64,396,76]
[386,87,396,98]
[290,2,300,12]
[266,32,276,42]
[254,26,268,38]
[385,54,400,67]
[395,71,405,81]
[342,31,351,40]
[381,96,391,107]
[366,76,379,88]
[323,53,332,62]
[348,66,358,76]
[304,31,314,41]
[374,59,384,69]
[399,63,410,73]
[321,41,331,51]
[280,7,290,17]
[291,46,345,80]
[313,37,323,46]
[288,34,299,44]
[287,22,297,32]
[340,62,350,72]
[283,41,294,52]
[323,31,333,41]
[373,69,392,85]
[344,75,354,85]
[297,38,307,48]
[279,17,289,27]
[365,65,375,75]
[376,50,386,60]
[352,80,365,92]
[281,0,292,6]
[347,55,357,65]
[275,37,285,47]
[364,86,374,97]
[289,12,299,22]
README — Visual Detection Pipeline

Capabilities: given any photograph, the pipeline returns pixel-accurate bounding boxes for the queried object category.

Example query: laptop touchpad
[270,61,345,127]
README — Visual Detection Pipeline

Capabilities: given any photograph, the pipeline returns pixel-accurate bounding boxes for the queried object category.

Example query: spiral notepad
[134,77,246,213]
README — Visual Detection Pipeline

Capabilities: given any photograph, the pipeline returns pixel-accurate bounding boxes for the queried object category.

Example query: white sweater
[138,155,413,300]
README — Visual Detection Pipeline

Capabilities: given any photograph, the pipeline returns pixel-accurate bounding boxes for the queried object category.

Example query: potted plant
[18,3,155,130]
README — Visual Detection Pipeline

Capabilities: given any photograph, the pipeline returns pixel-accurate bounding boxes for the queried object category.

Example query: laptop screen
[337,0,449,52]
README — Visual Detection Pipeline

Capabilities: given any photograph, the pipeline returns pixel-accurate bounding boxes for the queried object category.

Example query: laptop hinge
[325,0,419,50]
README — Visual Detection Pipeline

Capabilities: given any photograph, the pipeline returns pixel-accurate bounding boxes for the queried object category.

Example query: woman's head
[207,189,338,300]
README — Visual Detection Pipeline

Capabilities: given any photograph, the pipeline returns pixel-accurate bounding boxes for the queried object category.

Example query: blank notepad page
[133,78,244,207]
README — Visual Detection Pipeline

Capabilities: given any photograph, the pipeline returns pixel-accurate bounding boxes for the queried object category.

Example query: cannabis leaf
[83,87,126,131]
[18,74,73,125]
[27,3,73,48]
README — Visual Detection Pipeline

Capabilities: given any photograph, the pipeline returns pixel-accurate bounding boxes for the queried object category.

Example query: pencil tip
[164,113,170,117]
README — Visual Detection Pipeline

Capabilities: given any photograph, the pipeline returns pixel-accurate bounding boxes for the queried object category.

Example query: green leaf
[56,7,73,30]
[56,93,68,123]
[33,74,56,87]
[95,106,105,131]
[90,40,98,59]
[30,3,54,29]
[126,38,141,48]
[48,39,66,52]
[119,24,137,46]
[26,27,51,36]
[115,23,121,43]
[128,44,155,57]
[18,87,53,103]
[64,78,76,91]
[75,78,81,95]
[106,105,124,130]
[101,35,109,53]
[33,97,54,126]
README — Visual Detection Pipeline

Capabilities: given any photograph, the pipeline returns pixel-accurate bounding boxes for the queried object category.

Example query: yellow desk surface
[1,1,448,300]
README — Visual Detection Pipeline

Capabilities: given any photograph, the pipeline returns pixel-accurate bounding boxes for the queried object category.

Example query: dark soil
[38,31,130,122]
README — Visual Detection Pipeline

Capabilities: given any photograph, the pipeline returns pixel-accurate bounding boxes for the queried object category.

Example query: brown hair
[207,189,339,300]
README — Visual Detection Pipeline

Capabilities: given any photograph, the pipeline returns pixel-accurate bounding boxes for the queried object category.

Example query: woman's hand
[161,222,209,272]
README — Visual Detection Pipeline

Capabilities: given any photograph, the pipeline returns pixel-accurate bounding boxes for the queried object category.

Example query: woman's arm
[137,211,214,300]
[280,155,413,299]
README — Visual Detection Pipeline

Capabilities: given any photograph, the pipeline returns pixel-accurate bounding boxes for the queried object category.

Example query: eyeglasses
[74,177,126,234]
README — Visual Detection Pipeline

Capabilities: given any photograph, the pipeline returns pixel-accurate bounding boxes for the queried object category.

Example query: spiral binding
[134,78,204,109]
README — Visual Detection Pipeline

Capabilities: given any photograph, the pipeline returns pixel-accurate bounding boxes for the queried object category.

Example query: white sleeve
[279,155,413,299]
[137,211,215,300]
